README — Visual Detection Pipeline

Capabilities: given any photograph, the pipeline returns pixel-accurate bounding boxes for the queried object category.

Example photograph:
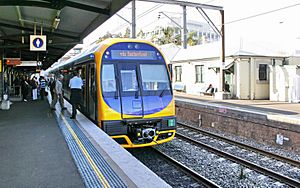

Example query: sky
[81,0,300,52]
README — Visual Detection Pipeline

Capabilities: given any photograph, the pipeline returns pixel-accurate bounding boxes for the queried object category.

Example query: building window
[175,66,182,82]
[195,65,204,83]
[259,64,267,81]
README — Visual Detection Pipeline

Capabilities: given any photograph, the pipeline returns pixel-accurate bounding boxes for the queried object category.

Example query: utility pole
[131,0,136,38]
[182,5,187,49]
[217,10,225,99]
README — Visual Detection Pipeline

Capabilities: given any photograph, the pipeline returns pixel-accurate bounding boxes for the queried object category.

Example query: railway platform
[175,92,300,154]
[175,91,300,116]
[0,96,171,188]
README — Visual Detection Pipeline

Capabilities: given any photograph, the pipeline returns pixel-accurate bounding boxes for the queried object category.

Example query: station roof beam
[0,0,131,69]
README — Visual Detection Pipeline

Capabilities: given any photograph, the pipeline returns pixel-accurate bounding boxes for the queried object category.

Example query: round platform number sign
[33,38,44,49]
[30,35,46,51]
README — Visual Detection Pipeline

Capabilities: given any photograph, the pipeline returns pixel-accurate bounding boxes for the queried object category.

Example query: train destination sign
[111,50,157,60]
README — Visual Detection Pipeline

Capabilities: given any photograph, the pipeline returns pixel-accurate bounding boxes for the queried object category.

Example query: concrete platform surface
[0,100,84,187]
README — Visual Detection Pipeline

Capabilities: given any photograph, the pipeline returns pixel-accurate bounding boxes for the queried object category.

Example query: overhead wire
[226,2,300,24]
[110,4,164,34]
[109,1,300,39]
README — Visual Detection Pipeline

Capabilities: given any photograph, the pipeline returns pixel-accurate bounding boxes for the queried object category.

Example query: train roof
[46,38,158,73]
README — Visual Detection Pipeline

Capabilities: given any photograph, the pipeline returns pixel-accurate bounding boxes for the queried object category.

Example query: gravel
[128,148,205,188]
[180,120,300,161]
[155,138,291,188]
[177,127,300,182]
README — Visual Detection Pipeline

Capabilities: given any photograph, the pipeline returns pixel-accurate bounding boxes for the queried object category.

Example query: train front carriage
[97,39,176,148]
[49,38,176,148]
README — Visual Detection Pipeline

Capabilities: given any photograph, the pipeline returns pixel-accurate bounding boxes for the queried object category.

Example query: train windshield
[120,68,138,92]
[102,64,117,93]
[140,64,170,92]
[101,62,171,96]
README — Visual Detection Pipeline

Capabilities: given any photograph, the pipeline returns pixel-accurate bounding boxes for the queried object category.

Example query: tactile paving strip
[54,111,127,188]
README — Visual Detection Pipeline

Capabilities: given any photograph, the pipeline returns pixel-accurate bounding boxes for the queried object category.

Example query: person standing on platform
[49,75,56,101]
[224,81,230,92]
[50,75,67,111]
[30,76,38,100]
[69,70,83,119]
[39,76,47,100]
[21,75,29,102]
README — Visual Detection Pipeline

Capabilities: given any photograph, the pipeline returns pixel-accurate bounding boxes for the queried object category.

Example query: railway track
[177,122,300,168]
[128,147,220,188]
[176,122,300,187]
[152,147,220,188]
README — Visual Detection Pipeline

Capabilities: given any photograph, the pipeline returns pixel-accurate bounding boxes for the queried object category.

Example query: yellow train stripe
[61,115,111,188]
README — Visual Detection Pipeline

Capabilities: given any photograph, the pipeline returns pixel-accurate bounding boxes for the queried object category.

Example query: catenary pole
[132,0,136,38]
[182,5,187,49]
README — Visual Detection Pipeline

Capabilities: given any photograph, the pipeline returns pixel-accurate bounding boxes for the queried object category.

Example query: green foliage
[137,30,145,38]
[98,31,113,42]
[187,31,198,46]
[123,27,131,38]
[97,26,204,47]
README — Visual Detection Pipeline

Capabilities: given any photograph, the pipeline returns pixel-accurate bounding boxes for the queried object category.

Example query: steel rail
[152,147,220,188]
[175,133,300,188]
[177,122,300,168]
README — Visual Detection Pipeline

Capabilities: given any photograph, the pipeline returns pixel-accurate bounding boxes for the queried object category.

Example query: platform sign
[30,35,46,51]
[5,58,21,66]
[0,60,2,72]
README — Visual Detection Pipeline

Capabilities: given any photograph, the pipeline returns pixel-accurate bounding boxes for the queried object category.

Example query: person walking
[69,71,83,119]
[50,75,67,111]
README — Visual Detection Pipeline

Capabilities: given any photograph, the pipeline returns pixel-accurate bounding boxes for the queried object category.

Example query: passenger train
[48,38,176,148]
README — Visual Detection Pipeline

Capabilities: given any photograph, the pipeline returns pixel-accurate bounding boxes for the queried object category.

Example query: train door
[87,63,96,120]
[117,63,143,118]
[79,65,87,113]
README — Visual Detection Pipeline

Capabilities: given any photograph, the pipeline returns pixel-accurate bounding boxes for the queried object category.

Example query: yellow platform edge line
[61,115,111,188]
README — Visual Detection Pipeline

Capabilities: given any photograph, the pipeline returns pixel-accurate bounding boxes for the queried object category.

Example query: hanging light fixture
[52,17,60,29]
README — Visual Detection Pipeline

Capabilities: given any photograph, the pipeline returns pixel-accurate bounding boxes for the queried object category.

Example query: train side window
[102,64,116,92]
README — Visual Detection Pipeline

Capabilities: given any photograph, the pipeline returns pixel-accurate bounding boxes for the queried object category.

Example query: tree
[187,31,197,46]
[174,34,181,45]
[160,26,174,45]
[112,32,122,38]
[98,31,113,42]
[123,27,131,38]
[137,29,145,39]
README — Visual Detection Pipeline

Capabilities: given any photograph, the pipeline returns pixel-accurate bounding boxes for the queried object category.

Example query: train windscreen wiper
[115,75,119,99]
[159,86,169,97]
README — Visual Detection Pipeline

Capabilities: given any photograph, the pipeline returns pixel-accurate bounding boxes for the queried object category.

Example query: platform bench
[200,92,214,96]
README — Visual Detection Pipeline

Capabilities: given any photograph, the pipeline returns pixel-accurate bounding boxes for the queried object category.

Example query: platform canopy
[0,0,131,69]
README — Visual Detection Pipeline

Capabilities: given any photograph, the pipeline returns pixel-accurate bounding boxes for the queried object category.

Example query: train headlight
[142,128,156,140]
[168,119,175,127]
